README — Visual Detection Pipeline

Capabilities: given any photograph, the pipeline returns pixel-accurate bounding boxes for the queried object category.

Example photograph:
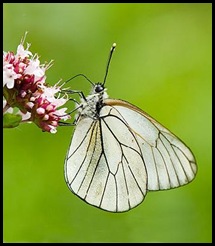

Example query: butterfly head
[94,83,105,93]
[89,82,108,101]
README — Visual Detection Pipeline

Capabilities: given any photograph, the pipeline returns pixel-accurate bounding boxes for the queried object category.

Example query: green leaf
[3,113,22,128]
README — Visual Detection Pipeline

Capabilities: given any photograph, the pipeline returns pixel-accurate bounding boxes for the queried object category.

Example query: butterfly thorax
[77,83,108,120]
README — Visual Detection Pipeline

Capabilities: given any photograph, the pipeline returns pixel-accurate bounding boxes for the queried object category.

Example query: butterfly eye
[95,84,104,93]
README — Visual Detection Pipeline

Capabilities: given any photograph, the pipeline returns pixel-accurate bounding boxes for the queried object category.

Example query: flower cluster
[3,33,70,133]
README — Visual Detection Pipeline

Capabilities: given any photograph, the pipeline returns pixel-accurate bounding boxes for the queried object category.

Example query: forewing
[65,111,147,212]
[104,99,197,191]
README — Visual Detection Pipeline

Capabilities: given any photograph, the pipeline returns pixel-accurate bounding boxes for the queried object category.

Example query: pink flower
[31,96,70,133]
[16,43,32,59]
[3,33,70,133]
[3,63,21,89]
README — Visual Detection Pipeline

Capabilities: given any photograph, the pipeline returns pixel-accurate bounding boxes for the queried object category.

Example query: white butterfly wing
[65,106,147,212]
[104,99,197,191]
[65,98,197,212]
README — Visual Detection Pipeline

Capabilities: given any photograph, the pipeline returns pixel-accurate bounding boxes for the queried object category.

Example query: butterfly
[64,43,197,212]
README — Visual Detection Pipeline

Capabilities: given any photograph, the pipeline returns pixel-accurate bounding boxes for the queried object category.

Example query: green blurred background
[3,3,211,243]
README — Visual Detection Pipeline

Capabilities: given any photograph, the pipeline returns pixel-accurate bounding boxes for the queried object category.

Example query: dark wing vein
[77,123,100,194]
[156,134,177,187]
[67,120,95,160]
[101,115,143,158]
[84,152,104,199]
[68,122,97,186]
[151,147,161,190]
[160,132,191,183]
[101,117,145,194]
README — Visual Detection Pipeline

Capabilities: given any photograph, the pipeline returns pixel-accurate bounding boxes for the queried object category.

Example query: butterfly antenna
[63,74,94,87]
[102,43,116,86]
